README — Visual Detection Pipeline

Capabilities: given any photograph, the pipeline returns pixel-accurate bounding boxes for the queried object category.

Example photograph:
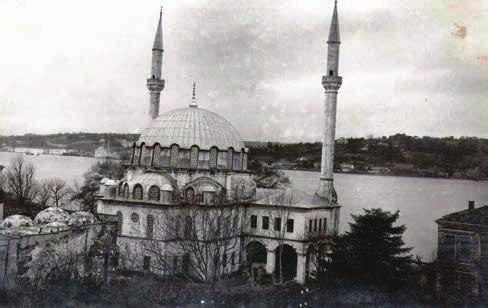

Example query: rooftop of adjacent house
[437,201,488,226]
[254,187,339,209]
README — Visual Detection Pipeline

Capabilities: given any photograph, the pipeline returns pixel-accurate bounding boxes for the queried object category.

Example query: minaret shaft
[147,10,165,121]
[316,1,342,204]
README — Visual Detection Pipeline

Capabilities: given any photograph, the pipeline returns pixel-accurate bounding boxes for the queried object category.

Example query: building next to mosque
[97,2,343,284]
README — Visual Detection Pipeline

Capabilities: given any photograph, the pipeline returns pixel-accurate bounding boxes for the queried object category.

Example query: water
[285,170,488,260]
[0,152,96,186]
[1,152,487,260]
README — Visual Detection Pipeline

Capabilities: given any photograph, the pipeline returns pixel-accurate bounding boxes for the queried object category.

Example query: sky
[0,0,487,142]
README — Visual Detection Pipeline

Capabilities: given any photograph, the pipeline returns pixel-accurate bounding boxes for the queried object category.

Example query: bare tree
[36,178,71,208]
[48,178,70,207]
[5,156,38,208]
[145,203,241,287]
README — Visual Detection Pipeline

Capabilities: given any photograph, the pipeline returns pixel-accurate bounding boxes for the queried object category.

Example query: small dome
[68,211,97,226]
[0,215,33,228]
[34,207,70,225]
[44,221,68,231]
[127,172,175,189]
[139,107,245,151]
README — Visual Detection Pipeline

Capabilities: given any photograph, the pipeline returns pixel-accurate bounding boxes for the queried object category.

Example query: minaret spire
[190,82,198,108]
[316,0,342,207]
[147,7,166,122]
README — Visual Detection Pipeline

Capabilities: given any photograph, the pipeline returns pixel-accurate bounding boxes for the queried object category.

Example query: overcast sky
[0,0,487,141]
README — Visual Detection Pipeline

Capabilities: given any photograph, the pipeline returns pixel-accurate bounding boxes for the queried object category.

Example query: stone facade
[0,216,117,289]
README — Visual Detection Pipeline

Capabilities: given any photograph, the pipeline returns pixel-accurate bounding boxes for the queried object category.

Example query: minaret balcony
[147,78,165,92]
[322,75,342,91]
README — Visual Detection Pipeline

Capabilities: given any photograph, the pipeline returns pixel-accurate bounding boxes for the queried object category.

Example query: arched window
[131,212,140,223]
[329,70,334,76]
[209,147,218,169]
[130,144,136,164]
[116,211,123,235]
[118,182,124,197]
[184,216,193,240]
[152,144,161,167]
[203,192,215,205]
[227,148,233,169]
[162,191,173,204]
[242,152,248,170]
[138,143,144,165]
[170,144,179,167]
[123,183,129,198]
[133,146,140,166]
[232,152,241,170]
[186,187,195,202]
[190,146,199,168]
[133,184,143,200]
[148,185,160,201]
[146,215,154,239]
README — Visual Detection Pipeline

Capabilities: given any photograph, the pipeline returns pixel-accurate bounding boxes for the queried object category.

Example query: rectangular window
[274,217,282,232]
[143,256,151,271]
[309,219,313,233]
[323,218,327,232]
[314,219,318,232]
[286,219,294,233]
[319,219,322,232]
[262,216,269,230]
[250,215,257,229]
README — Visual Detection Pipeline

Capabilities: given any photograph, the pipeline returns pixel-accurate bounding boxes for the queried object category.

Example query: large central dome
[139,107,245,151]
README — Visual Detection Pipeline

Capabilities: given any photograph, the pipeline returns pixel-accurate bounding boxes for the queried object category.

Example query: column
[296,253,307,284]
[266,249,275,275]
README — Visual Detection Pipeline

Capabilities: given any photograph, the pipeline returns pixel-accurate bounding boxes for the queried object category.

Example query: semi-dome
[139,107,245,151]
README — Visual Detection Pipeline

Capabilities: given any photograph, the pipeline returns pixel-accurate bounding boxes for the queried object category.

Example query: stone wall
[0,222,117,289]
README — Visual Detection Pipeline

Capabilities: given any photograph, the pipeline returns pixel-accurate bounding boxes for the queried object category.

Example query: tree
[144,203,241,287]
[72,160,124,212]
[37,178,71,208]
[326,208,413,287]
[4,156,38,210]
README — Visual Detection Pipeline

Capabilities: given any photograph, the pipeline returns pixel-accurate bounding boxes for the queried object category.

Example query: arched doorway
[246,241,267,265]
[275,244,297,282]
[246,241,267,279]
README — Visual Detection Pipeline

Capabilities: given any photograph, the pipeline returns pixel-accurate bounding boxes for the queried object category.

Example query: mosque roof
[254,187,337,209]
[138,107,245,151]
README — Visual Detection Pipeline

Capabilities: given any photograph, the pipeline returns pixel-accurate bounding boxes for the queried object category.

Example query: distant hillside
[2,133,488,180]
[0,133,139,157]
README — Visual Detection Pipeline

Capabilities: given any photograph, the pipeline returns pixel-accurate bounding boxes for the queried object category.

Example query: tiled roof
[437,205,488,226]
[138,107,245,151]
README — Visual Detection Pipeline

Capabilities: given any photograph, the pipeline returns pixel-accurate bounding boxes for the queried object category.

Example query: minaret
[316,0,342,204]
[147,7,166,121]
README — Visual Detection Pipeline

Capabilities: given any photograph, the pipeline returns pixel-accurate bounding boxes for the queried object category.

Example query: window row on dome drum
[117,182,227,206]
[130,144,248,171]
[118,182,174,204]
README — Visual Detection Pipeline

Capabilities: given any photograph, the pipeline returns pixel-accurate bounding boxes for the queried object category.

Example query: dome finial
[190,81,198,107]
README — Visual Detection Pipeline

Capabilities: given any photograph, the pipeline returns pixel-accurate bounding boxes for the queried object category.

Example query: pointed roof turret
[327,0,340,44]
[152,7,164,51]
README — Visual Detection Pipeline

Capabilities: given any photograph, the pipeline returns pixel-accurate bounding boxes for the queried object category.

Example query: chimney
[468,200,475,210]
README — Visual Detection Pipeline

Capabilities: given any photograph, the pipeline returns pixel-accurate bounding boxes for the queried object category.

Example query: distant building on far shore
[436,201,488,301]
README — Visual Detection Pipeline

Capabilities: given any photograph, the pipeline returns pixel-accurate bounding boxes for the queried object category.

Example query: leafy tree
[326,208,413,287]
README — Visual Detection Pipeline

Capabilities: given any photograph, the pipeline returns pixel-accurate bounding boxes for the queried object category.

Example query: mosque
[97,2,343,284]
